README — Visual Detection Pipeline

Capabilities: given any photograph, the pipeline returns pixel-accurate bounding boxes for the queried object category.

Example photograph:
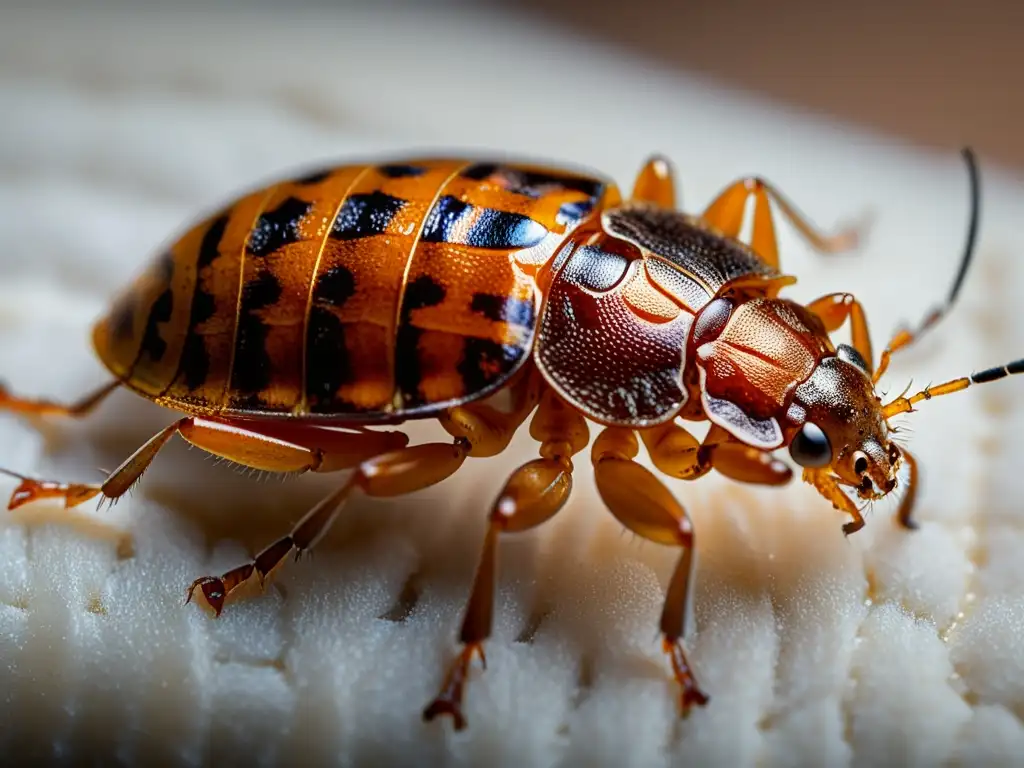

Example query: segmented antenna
[883,358,1024,419]
[874,147,981,382]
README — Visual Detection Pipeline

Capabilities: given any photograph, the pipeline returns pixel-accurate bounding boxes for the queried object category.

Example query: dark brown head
[786,345,902,501]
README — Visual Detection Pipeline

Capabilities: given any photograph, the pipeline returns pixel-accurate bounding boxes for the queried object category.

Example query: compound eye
[836,343,870,374]
[789,422,833,468]
[853,451,869,476]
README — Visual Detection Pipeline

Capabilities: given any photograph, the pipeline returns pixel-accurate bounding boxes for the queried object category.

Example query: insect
[1,150,1019,731]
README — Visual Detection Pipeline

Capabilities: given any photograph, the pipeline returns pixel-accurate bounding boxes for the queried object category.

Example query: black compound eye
[789,422,833,468]
[888,443,901,464]
[836,343,869,374]
[854,452,869,475]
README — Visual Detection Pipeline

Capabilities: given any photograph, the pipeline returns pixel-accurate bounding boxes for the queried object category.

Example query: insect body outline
[0,149,1018,730]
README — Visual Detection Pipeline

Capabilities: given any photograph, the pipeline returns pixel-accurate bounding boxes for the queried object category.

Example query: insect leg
[894,447,919,530]
[438,365,543,457]
[640,422,791,486]
[421,460,574,730]
[591,426,709,715]
[803,468,866,536]
[0,380,119,418]
[806,292,875,374]
[702,176,859,269]
[179,419,409,474]
[2,414,408,511]
[424,387,588,730]
[701,438,793,486]
[638,420,709,480]
[3,417,188,511]
[630,155,677,208]
[187,432,470,615]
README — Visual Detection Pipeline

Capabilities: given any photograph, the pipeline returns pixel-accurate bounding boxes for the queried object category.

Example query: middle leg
[592,425,709,714]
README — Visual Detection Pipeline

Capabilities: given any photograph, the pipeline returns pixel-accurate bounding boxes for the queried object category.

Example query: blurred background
[7,0,1019,170]
[522,0,1024,173]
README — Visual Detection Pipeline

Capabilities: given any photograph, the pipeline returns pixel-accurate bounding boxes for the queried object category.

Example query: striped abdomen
[92,158,615,420]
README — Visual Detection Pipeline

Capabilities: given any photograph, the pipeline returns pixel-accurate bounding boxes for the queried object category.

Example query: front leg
[894,447,919,530]
[639,422,791,486]
[804,468,866,536]
[806,292,875,374]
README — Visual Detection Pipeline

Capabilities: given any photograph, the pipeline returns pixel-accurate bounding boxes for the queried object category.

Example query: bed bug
[1,148,1019,730]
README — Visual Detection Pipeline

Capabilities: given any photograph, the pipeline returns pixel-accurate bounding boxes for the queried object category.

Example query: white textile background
[2,3,1024,766]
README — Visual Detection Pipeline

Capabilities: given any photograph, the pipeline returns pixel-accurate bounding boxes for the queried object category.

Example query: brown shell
[694,298,835,448]
[92,158,616,421]
[535,204,781,427]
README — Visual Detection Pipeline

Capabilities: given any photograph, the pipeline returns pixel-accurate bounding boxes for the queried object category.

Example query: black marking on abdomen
[305,307,354,411]
[420,196,469,243]
[421,196,547,249]
[294,169,332,185]
[138,288,173,363]
[470,208,547,248]
[507,169,603,199]
[460,164,603,200]
[458,338,525,396]
[379,164,426,178]
[174,215,228,392]
[229,272,283,401]
[470,292,535,327]
[109,299,136,344]
[330,191,405,240]
[241,271,283,310]
[248,197,312,257]
[134,251,176,365]
[198,216,229,269]
[178,335,210,392]
[461,163,498,181]
[304,265,359,411]
[557,200,596,227]
[395,275,446,406]
[312,265,356,308]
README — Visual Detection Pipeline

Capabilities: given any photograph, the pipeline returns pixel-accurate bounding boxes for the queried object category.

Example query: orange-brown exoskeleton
[1,150,1019,729]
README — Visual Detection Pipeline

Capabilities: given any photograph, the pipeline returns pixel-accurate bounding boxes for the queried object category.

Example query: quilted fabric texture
[2,4,1024,766]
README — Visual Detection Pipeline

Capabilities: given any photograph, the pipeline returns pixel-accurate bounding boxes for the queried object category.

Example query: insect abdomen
[92,158,614,419]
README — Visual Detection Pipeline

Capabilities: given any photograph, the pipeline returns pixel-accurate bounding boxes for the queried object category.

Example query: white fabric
[2,4,1024,765]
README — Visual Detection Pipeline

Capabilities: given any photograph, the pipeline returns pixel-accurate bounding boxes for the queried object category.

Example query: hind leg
[188,369,545,616]
[1,417,407,510]
[185,433,470,615]
[0,380,120,418]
